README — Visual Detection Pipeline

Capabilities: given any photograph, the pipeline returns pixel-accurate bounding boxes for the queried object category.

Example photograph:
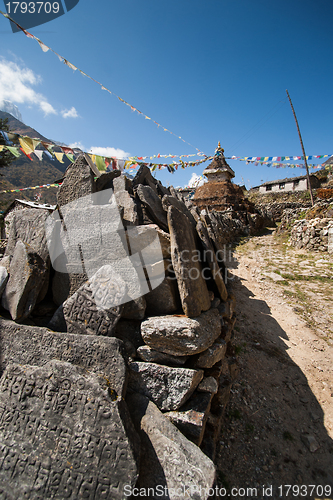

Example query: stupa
[193,142,254,213]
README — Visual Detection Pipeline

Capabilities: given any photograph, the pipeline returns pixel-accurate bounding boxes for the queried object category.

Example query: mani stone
[0,317,127,397]
[168,205,211,317]
[162,194,197,227]
[136,185,168,231]
[137,346,188,367]
[2,240,48,321]
[196,220,228,302]
[127,224,171,259]
[4,208,50,262]
[126,393,216,500]
[0,360,139,499]
[164,391,214,446]
[57,154,96,207]
[49,266,125,336]
[0,266,8,297]
[141,308,221,356]
[128,362,203,411]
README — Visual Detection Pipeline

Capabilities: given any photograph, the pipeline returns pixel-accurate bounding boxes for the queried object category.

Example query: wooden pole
[286,89,314,206]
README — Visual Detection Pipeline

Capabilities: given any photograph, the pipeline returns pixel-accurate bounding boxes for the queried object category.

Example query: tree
[0,118,15,171]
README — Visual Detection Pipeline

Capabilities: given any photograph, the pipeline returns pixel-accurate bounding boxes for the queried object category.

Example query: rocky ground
[215,232,333,499]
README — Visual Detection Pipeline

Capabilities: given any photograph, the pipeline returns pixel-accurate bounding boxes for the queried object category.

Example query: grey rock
[0,266,8,297]
[126,224,170,259]
[0,317,128,397]
[168,205,211,317]
[196,220,228,301]
[194,339,227,369]
[0,255,11,272]
[136,185,168,231]
[2,240,48,321]
[95,168,121,191]
[137,346,188,366]
[132,164,157,190]
[114,319,144,349]
[301,433,320,452]
[164,391,213,446]
[0,360,139,499]
[162,194,197,227]
[197,377,219,394]
[121,296,146,320]
[126,393,215,500]
[57,154,96,206]
[49,265,125,336]
[144,276,180,315]
[128,361,203,411]
[4,208,50,262]
[114,189,139,225]
[141,308,221,356]
[52,271,88,306]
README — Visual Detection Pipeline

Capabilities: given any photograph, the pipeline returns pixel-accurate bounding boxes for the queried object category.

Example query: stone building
[193,143,254,213]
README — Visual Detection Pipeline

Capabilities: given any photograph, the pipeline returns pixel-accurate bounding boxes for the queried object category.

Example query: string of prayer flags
[0,9,205,157]
[229,154,331,162]
[1,182,61,194]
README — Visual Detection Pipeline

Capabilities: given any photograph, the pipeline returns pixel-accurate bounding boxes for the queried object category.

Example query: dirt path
[215,233,333,499]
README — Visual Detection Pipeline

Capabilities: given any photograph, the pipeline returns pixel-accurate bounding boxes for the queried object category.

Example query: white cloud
[187,173,207,188]
[0,58,57,116]
[68,141,86,151]
[61,107,79,119]
[89,146,129,159]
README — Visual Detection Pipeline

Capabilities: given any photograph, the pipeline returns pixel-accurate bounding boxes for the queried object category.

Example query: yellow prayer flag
[54,152,64,163]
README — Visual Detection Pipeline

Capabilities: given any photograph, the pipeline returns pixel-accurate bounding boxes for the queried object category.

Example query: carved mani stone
[0,317,128,397]
[49,265,126,336]
[126,393,216,500]
[0,360,139,500]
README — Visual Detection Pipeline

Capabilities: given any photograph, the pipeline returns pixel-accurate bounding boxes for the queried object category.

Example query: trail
[216,233,333,497]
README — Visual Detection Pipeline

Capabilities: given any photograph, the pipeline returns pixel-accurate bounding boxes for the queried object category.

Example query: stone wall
[288,218,333,253]
[0,155,245,498]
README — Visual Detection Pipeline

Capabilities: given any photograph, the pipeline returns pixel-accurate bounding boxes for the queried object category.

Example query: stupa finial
[215,142,224,157]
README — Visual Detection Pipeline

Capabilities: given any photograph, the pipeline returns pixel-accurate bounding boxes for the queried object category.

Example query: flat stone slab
[49,265,126,336]
[126,393,215,500]
[0,266,8,297]
[141,308,221,356]
[2,240,48,321]
[0,317,127,397]
[4,208,50,262]
[168,205,211,317]
[137,346,188,366]
[128,362,203,411]
[0,360,139,499]
[136,185,168,231]
[165,391,213,446]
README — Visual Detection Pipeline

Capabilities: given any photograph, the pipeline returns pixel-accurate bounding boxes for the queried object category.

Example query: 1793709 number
[5,2,60,14]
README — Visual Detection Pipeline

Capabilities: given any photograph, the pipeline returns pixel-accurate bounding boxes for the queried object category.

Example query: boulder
[128,361,203,411]
[95,168,121,191]
[194,339,227,369]
[137,346,188,366]
[0,360,139,499]
[126,393,215,500]
[0,317,128,397]
[113,175,139,225]
[168,205,211,317]
[141,308,221,356]
[2,240,48,321]
[162,194,197,227]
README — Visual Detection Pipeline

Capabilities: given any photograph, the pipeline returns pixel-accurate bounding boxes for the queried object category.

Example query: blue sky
[0,0,332,189]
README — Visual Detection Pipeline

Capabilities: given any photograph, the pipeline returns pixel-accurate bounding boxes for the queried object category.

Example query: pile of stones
[0,155,238,499]
[288,218,333,253]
